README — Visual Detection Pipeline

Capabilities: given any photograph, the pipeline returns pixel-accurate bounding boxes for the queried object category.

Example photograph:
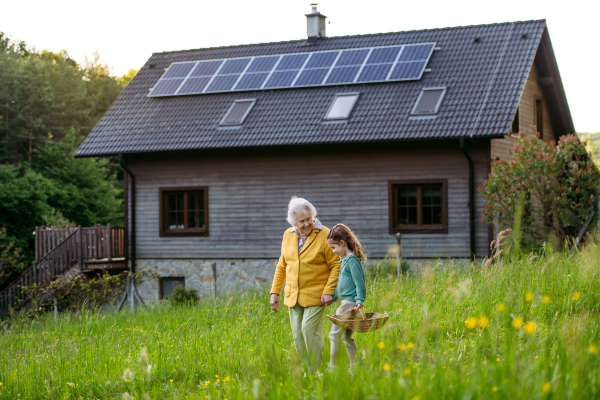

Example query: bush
[169,285,199,306]
[480,133,600,249]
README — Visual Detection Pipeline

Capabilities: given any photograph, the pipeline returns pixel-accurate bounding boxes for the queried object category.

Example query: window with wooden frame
[389,180,447,233]
[159,187,208,236]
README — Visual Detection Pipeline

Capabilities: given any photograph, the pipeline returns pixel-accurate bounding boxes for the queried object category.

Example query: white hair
[286,196,317,226]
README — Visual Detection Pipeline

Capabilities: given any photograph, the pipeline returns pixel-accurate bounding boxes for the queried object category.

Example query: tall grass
[1,243,599,399]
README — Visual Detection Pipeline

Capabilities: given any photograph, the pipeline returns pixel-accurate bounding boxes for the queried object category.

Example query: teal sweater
[333,254,366,305]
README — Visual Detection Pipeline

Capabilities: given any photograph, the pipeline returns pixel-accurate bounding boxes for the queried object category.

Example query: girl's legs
[341,328,357,365]
[329,300,356,367]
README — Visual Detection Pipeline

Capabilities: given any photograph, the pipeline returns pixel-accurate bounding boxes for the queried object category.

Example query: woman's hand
[270,294,279,312]
[352,303,363,311]
[321,294,334,306]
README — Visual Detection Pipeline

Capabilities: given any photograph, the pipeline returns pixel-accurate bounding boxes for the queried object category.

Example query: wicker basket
[327,308,389,333]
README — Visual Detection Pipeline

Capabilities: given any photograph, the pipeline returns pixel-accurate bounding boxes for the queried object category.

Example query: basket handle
[358,308,367,320]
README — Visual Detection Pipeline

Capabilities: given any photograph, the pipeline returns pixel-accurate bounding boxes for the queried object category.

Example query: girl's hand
[353,304,363,311]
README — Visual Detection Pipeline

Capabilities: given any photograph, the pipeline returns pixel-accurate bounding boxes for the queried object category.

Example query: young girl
[326,223,367,368]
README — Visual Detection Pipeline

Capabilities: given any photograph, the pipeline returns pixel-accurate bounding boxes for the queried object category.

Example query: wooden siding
[126,140,490,260]
[491,63,556,161]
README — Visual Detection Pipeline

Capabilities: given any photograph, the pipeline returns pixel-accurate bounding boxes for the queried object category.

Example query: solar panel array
[149,43,435,97]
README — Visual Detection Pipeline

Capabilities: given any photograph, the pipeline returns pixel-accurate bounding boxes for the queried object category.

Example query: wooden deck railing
[0,225,126,318]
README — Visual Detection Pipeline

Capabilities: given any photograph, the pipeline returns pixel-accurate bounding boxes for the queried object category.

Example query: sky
[2,0,599,132]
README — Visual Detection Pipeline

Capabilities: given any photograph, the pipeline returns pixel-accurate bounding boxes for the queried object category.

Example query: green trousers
[289,302,325,369]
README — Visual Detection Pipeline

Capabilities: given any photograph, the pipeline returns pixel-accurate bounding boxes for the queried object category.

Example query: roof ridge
[151,19,546,56]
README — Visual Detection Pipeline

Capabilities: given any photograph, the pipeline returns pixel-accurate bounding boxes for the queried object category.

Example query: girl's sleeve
[349,258,366,305]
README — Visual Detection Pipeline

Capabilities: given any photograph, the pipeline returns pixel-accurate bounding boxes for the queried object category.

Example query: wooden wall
[126,140,490,260]
[491,62,556,161]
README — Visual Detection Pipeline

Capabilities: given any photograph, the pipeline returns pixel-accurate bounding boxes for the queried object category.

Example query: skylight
[411,88,446,115]
[325,93,359,120]
[220,99,255,125]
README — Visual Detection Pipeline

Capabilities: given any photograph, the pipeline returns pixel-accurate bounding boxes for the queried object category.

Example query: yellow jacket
[271,225,341,307]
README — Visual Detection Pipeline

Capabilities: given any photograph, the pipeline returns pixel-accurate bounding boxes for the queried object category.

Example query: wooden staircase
[0,225,126,318]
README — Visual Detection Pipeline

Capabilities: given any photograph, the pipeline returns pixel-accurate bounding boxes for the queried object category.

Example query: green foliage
[0,32,130,267]
[169,285,200,306]
[0,228,27,289]
[40,208,76,229]
[0,165,52,257]
[33,130,123,227]
[480,133,600,249]
[1,244,600,398]
[20,270,155,314]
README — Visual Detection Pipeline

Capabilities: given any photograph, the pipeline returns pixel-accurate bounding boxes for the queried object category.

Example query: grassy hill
[1,245,600,399]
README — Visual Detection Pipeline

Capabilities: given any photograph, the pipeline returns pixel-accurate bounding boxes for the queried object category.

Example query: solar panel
[149,42,435,97]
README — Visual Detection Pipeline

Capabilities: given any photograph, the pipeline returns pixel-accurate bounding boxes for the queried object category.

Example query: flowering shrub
[480,133,599,249]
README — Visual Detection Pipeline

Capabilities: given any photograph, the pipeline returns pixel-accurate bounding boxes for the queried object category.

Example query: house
[75,6,574,301]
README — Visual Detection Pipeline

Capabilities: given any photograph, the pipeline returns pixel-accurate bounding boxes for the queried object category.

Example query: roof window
[324,93,359,120]
[411,88,446,115]
[220,99,256,125]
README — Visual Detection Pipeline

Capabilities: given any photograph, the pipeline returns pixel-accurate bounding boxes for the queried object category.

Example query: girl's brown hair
[327,223,367,261]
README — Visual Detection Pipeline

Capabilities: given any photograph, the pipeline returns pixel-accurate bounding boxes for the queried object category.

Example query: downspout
[459,138,476,259]
[119,154,135,273]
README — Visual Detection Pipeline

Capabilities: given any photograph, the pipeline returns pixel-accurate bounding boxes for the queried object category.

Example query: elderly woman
[270,197,340,369]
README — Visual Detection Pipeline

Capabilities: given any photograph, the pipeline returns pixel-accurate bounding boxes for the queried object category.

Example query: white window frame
[411,87,447,115]
[220,99,256,126]
[324,92,360,121]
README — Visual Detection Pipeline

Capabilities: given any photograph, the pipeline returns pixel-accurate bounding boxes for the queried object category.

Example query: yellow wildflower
[404,368,412,376]
[492,386,498,392]
[378,342,385,349]
[215,375,219,378]
[572,292,581,301]
[224,376,231,382]
[589,344,599,354]
[542,382,551,392]
[542,296,551,304]
[399,344,407,351]
[525,293,534,302]
[479,316,490,329]
[407,342,414,348]
[280,383,283,386]
[525,322,537,335]
[512,317,524,328]
[383,363,392,371]
[412,397,420,400]
[497,303,506,312]
[465,317,478,330]
[169,379,173,383]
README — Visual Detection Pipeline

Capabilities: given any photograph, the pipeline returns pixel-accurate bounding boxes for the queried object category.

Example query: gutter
[119,154,136,273]
[459,138,476,259]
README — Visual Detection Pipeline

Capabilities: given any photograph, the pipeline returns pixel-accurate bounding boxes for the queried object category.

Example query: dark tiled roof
[76,20,546,157]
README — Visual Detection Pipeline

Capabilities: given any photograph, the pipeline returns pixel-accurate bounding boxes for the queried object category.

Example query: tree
[480,133,599,249]
[33,130,123,228]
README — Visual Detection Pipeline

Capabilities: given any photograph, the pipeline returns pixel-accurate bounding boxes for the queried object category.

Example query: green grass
[1,243,600,399]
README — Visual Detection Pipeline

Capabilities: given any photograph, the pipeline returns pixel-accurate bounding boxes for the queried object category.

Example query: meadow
[1,243,599,399]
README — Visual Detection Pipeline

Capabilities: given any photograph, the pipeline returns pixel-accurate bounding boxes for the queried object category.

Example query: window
[411,88,446,115]
[324,93,359,120]
[159,187,208,236]
[389,180,447,233]
[535,97,544,136]
[160,277,185,299]
[220,99,255,125]
[511,108,520,135]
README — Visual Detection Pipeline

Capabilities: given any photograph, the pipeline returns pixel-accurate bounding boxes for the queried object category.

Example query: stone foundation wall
[135,257,472,302]
[136,258,278,302]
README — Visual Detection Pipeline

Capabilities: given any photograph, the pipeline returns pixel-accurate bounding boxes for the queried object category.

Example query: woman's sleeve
[323,242,341,296]
[270,235,287,295]
[350,258,366,305]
